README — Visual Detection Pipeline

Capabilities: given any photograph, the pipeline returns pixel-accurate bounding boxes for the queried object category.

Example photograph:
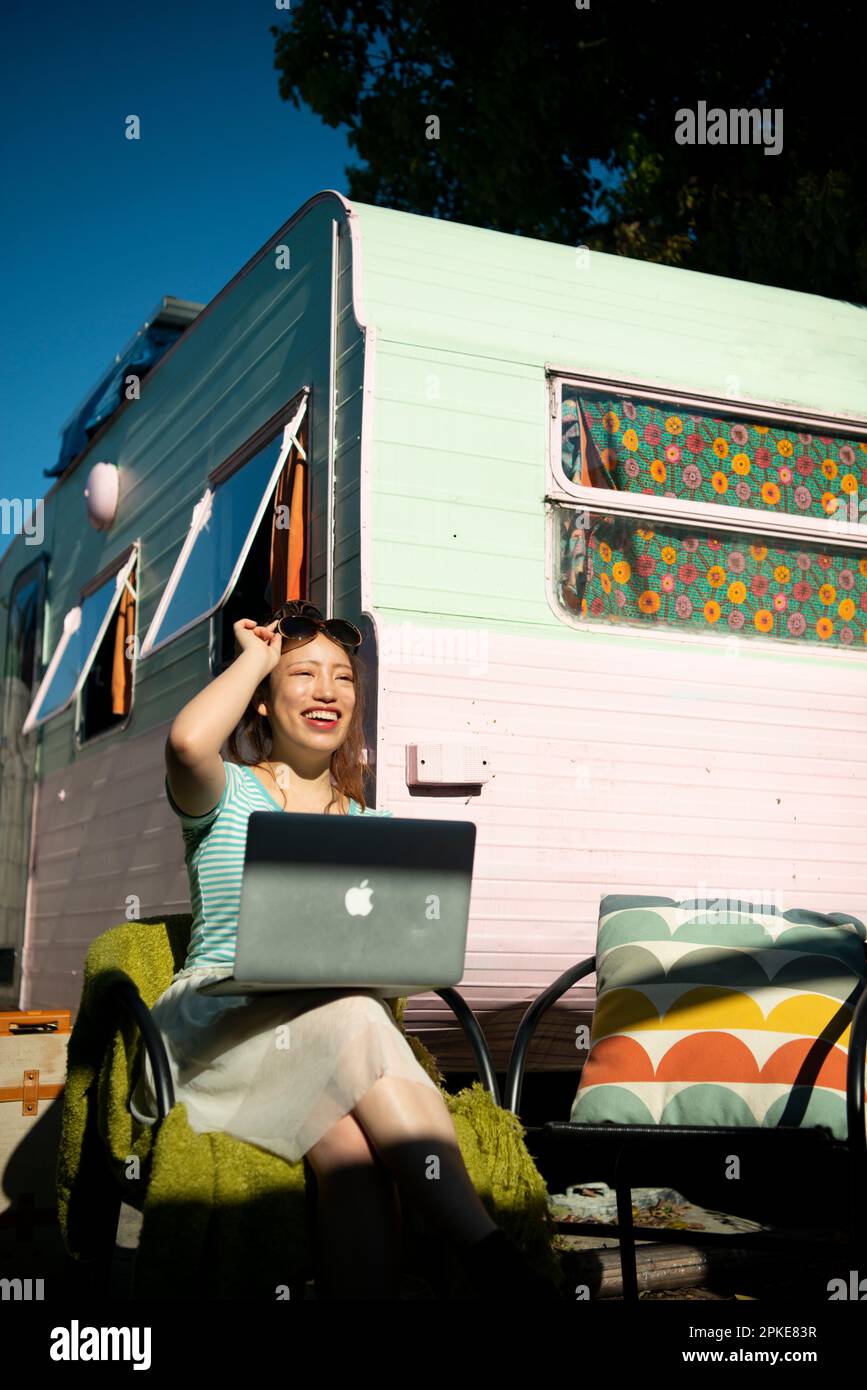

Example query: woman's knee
[306,1111,377,1176]
[317,993,390,1031]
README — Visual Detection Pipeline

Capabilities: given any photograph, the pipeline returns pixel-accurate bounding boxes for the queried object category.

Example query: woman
[130,599,559,1300]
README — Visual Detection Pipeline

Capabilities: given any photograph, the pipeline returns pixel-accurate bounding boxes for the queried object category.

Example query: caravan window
[552,383,867,651]
[22,547,139,734]
[78,556,137,743]
[5,558,46,697]
[141,393,307,658]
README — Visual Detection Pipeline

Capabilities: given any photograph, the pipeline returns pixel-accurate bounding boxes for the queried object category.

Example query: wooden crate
[0,1010,71,1244]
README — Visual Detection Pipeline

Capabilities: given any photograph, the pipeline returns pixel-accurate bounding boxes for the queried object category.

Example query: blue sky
[0,0,353,568]
[0,0,614,571]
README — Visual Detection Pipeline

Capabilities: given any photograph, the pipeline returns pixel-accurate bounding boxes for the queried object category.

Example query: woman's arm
[165,620,281,818]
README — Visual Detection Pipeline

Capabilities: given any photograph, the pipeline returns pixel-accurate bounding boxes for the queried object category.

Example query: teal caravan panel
[33,194,347,780]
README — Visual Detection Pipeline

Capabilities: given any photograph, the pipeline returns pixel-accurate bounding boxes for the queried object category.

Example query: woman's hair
[226,614,369,813]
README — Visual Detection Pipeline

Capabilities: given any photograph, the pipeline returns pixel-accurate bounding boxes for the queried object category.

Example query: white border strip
[545,365,867,436]
[326,217,338,617]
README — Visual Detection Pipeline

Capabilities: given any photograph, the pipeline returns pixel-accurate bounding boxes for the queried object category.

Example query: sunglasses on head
[264,601,363,651]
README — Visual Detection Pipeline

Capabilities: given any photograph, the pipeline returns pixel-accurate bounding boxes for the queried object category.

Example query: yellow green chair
[57,913,564,1299]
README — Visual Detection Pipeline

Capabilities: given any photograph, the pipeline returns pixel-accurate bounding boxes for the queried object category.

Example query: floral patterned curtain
[559,390,867,650]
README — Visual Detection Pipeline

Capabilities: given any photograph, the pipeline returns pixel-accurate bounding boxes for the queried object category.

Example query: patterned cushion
[570,894,867,1140]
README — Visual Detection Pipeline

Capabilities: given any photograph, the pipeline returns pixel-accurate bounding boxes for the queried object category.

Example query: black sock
[457,1227,561,1299]
[463,1228,505,1250]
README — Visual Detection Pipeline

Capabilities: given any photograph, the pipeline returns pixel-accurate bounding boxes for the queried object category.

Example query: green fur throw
[56,915,563,1298]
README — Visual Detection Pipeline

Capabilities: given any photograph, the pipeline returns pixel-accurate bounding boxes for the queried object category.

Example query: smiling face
[255,631,356,754]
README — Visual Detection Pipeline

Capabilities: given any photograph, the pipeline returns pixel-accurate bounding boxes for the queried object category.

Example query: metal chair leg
[614,1146,639,1303]
[75,1183,122,1297]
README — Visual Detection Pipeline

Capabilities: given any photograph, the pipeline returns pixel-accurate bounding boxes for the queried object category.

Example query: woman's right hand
[233,618,282,676]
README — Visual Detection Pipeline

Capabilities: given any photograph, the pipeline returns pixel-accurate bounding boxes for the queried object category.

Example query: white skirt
[128,965,441,1165]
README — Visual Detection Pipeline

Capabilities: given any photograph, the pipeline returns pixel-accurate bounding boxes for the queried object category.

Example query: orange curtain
[578,416,592,487]
[269,436,306,606]
[111,579,135,715]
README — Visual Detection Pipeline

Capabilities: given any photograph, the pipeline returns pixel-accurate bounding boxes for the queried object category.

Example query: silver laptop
[196,809,476,998]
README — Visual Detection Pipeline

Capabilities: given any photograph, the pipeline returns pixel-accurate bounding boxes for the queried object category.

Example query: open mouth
[301,709,341,727]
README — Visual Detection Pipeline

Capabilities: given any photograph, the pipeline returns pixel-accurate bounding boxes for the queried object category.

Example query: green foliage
[271,0,866,299]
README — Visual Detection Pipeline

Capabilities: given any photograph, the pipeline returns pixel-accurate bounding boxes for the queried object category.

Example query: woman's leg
[351,1077,498,1247]
[305,1111,403,1299]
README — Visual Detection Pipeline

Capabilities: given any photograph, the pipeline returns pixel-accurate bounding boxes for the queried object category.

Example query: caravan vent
[47,295,203,480]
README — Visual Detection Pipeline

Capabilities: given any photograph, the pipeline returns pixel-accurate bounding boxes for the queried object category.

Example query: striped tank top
[166,758,394,970]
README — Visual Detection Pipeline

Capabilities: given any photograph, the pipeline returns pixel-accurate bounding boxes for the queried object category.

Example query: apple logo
[345,879,374,916]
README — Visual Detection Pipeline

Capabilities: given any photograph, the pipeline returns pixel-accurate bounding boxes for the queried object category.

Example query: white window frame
[545,369,867,658]
[140,390,309,659]
[22,545,139,735]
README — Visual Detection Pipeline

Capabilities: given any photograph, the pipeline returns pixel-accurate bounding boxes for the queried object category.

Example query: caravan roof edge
[37,188,357,502]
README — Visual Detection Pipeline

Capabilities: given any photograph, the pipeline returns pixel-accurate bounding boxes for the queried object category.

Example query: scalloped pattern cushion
[570,895,867,1140]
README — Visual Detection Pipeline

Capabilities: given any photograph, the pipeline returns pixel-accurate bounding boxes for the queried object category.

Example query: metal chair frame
[504,955,867,1301]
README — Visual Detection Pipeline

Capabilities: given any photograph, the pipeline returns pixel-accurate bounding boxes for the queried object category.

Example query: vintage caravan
[1,189,865,1082]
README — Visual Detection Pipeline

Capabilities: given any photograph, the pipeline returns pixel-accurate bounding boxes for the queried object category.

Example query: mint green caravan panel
[348,201,867,636]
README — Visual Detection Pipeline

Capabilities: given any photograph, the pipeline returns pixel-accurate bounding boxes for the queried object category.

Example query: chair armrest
[108,979,176,1121]
[434,988,500,1105]
[504,956,597,1117]
[846,978,867,1173]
